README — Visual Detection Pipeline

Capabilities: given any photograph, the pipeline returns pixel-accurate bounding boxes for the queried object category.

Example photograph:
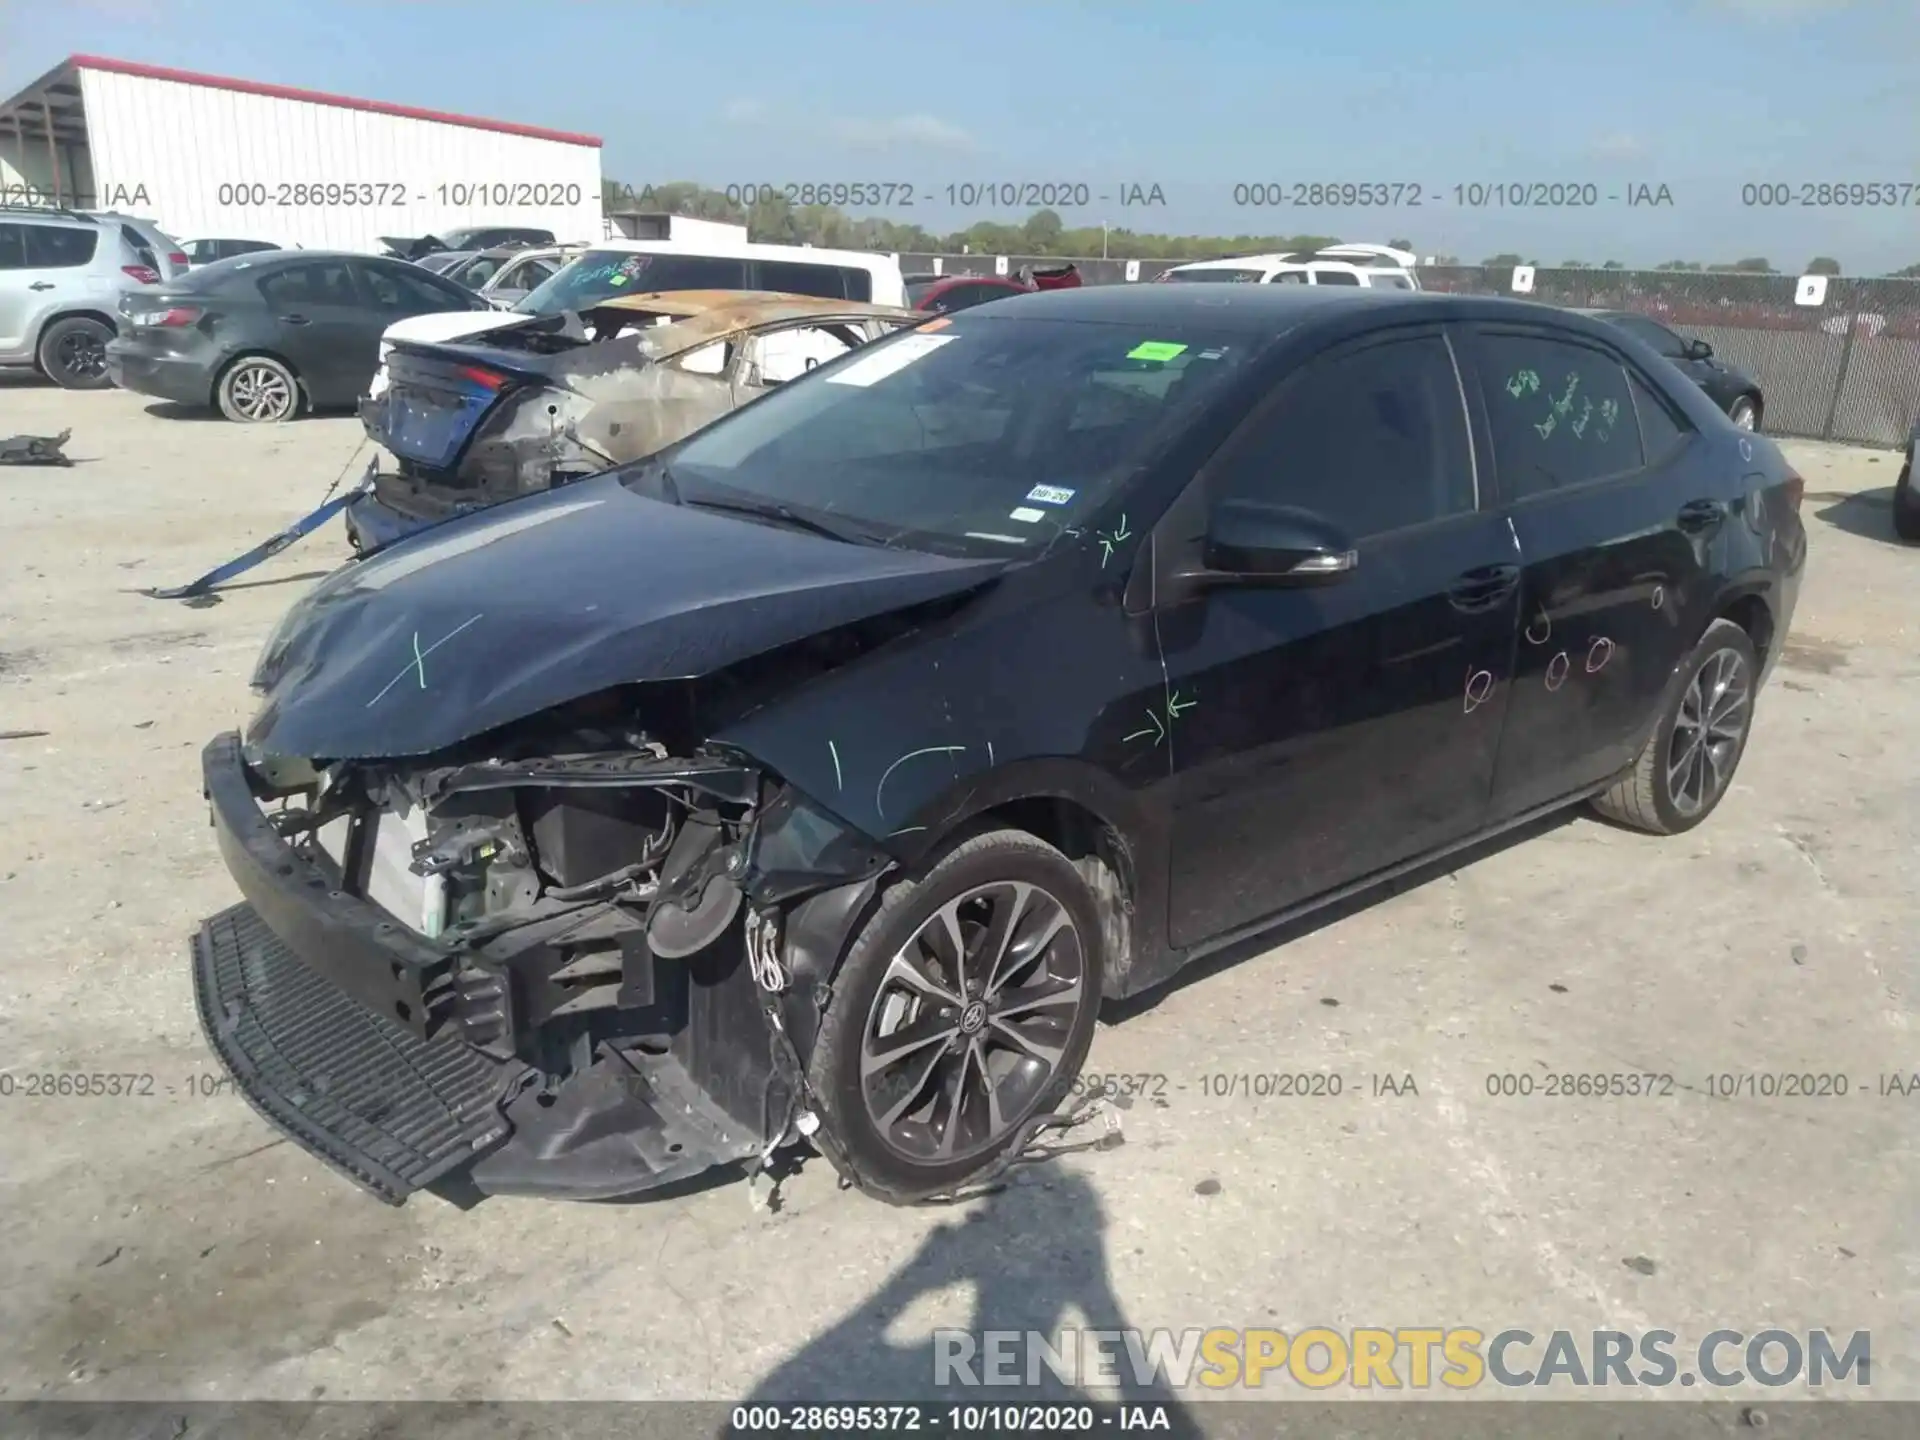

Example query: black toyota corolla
[192,285,1806,1208]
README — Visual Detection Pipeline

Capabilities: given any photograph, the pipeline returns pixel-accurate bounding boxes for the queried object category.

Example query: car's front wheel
[38,316,115,390]
[1894,455,1920,543]
[1728,396,1759,431]
[1591,618,1758,834]
[217,355,301,422]
[805,828,1103,1202]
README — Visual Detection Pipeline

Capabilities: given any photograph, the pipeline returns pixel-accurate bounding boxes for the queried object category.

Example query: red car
[905,263,1081,315]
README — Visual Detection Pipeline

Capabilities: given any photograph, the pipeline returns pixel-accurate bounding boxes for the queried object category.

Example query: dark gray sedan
[1577,309,1765,431]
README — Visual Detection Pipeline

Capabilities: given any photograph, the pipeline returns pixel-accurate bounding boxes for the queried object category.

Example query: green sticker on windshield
[1127,341,1187,363]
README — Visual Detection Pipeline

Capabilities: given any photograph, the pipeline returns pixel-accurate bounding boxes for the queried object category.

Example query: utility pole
[1102,223,1109,259]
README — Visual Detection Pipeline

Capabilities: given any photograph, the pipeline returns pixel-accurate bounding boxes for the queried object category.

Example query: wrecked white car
[346,291,919,551]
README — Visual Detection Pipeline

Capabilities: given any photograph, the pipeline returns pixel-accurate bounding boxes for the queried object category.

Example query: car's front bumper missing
[191,733,780,1204]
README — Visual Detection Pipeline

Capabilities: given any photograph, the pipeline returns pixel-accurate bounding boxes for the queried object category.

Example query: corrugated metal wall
[76,67,602,251]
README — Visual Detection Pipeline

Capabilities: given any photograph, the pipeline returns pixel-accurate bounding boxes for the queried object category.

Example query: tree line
[604,181,1920,278]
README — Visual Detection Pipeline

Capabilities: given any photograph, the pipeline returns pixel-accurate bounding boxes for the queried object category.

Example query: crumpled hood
[246,474,1006,760]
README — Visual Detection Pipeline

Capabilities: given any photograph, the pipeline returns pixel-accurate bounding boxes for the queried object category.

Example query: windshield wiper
[681,494,881,546]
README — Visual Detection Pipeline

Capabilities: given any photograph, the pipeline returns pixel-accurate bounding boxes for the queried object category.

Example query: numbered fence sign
[995,255,1009,276]
[1511,265,1536,294]
[1795,275,1828,307]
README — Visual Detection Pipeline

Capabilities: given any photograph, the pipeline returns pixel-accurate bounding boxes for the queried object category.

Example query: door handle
[1446,563,1520,613]
[29,281,55,291]
[280,313,311,325]
[1677,498,1727,532]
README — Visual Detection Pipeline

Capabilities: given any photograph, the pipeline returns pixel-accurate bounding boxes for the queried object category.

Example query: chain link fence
[899,254,1920,448]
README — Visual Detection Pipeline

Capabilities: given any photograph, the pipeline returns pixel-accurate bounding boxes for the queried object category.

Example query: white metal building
[0,55,603,252]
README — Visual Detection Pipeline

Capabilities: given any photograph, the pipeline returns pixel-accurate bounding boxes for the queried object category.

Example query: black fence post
[1820,299,1860,443]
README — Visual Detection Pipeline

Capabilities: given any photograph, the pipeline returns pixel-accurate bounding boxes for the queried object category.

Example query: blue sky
[4,0,1917,271]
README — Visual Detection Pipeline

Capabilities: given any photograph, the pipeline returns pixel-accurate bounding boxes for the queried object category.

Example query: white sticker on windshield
[825,333,954,387]
[1025,485,1075,505]
[1009,507,1047,523]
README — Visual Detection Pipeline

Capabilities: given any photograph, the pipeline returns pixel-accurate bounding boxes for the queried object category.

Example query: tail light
[130,305,203,327]
[122,264,161,285]
[459,365,507,390]
[1781,471,1804,512]
[166,251,189,268]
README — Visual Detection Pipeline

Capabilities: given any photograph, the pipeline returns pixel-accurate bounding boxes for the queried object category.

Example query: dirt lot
[0,379,1914,1409]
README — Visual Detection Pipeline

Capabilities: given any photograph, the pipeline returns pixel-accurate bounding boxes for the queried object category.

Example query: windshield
[1163,266,1267,284]
[648,315,1255,559]
[519,251,664,315]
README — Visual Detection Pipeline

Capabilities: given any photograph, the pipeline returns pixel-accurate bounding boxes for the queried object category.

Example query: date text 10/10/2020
[1229,182,1676,208]
[614,182,1168,210]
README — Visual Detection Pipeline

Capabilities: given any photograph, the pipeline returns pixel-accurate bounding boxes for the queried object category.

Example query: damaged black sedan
[193,285,1804,1208]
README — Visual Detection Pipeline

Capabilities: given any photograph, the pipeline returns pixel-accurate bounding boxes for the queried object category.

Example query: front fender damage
[235,688,903,1205]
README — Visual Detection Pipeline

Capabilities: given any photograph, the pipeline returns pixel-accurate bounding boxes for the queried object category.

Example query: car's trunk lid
[370,345,557,473]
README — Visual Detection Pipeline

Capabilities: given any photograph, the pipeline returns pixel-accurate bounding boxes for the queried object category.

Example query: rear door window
[0,223,26,270]
[356,261,476,314]
[23,224,99,268]
[1474,331,1645,500]
[1310,267,1361,285]
[259,260,360,311]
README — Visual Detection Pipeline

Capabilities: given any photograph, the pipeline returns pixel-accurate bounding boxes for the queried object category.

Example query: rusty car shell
[348,291,920,551]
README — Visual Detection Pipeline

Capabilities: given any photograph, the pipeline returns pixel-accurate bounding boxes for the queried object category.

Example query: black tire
[37,316,115,390]
[1591,618,1759,835]
[1728,395,1758,431]
[1894,458,1920,543]
[805,828,1104,1202]
[216,354,301,422]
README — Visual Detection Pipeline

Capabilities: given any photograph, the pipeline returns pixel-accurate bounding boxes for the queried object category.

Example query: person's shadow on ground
[735,1168,1198,1426]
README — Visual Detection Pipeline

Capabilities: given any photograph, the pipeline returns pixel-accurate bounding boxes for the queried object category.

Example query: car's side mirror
[1182,499,1358,589]
[1682,338,1713,360]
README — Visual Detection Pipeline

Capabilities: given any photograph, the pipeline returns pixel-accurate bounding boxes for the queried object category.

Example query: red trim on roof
[65,54,602,148]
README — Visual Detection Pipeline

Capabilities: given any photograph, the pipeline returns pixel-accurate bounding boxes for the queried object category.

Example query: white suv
[1158,243,1420,290]
[0,206,188,388]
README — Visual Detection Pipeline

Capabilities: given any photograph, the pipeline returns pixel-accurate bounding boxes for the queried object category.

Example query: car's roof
[980,284,1590,334]
[579,237,902,271]
[594,289,918,339]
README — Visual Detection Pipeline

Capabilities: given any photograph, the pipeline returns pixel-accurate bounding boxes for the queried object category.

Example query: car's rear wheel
[38,316,115,390]
[1591,619,1758,835]
[1728,396,1759,431]
[1894,456,1920,543]
[805,828,1103,1202]
[217,355,300,422]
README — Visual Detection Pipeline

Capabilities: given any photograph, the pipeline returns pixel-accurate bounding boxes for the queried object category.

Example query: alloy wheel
[859,879,1087,1163]
[229,363,294,420]
[1666,647,1750,817]
[55,330,107,381]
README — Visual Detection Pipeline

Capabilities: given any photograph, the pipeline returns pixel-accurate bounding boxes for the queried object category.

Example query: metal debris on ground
[0,429,73,466]
[912,1090,1126,1206]
[143,449,372,602]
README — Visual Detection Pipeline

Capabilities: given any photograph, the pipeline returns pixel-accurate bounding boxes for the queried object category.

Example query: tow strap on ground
[0,430,72,466]
[143,447,372,602]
